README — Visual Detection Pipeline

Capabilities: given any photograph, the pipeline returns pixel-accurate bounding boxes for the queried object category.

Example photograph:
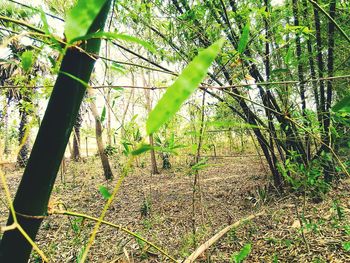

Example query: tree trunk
[323,0,336,182]
[142,73,159,174]
[88,88,113,180]
[0,2,111,261]
[313,0,333,182]
[106,88,112,145]
[17,105,30,167]
[302,0,321,124]
[149,134,159,173]
[293,0,310,160]
[3,97,10,155]
[72,109,82,161]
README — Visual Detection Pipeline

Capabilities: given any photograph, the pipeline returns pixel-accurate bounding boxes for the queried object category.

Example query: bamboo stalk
[0,1,112,261]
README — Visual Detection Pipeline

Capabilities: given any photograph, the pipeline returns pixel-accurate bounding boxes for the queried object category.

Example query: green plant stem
[0,169,48,261]
[0,15,45,34]
[0,1,112,261]
[52,209,178,262]
[80,156,133,262]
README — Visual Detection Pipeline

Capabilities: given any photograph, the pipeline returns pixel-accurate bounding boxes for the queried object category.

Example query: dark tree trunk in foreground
[0,1,111,261]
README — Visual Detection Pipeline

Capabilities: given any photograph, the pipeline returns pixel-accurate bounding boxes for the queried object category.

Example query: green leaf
[98,185,111,199]
[131,144,153,156]
[100,106,106,122]
[146,38,225,135]
[73,32,157,53]
[39,9,50,35]
[342,241,350,251]
[238,23,250,54]
[59,71,89,87]
[64,0,108,42]
[333,95,350,112]
[191,158,208,171]
[112,87,124,91]
[121,141,132,156]
[20,51,34,72]
[284,45,293,65]
[111,62,126,74]
[231,243,252,263]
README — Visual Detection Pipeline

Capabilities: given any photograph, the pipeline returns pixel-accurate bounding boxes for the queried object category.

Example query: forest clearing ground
[1,156,350,262]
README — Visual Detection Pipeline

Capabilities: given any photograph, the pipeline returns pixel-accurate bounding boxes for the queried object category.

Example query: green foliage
[154,132,186,155]
[104,145,118,156]
[71,217,84,234]
[230,243,252,263]
[191,158,208,171]
[75,32,157,53]
[121,141,132,156]
[131,144,153,156]
[140,197,151,217]
[146,38,225,135]
[342,241,350,251]
[20,51,34,73]
[278,153,329,198]
[238,23,250,54]
[100,106,106,122]
[333,95,350,113]
[333,199,344,221]
[98,185,111,200]
[64,0,108,42]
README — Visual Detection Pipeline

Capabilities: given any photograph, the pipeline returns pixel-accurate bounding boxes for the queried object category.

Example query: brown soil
[1,156,350,262]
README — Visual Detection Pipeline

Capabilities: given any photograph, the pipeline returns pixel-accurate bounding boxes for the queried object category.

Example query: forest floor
[1,155,350,262]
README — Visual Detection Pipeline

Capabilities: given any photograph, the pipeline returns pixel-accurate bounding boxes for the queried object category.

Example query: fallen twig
[183,211,265,263]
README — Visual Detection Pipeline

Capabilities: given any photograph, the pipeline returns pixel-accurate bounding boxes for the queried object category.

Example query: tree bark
[323,0,336,182]
[17,100,30,167]
[0,2,111,261]
[142,73,159,174]
[88,88,113,180]
[72,109,82,161]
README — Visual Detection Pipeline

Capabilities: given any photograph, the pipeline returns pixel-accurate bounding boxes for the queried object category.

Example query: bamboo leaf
[333,95,350,112]
[146,38,225,135]
[74,32,157,53]
[20,51,34,72]
[230,243,252,263]
[64,0,108,42]
[98,185,111,199]
[284,45,293,65]
[342,241,350,251]
[39,10,50,35]
[238,23,250,54]
[131,144,153,156]
[100,106,106,122]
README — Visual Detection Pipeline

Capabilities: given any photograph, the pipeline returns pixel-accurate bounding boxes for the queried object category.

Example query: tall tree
[0,0,112,261]
[87,88,113,180]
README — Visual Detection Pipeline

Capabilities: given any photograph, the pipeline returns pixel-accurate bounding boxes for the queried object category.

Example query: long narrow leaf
[333,95,350,112]
[74,32,157,53]
[100,106,106,122]
[146,38,225,135]
[64,0,108,42]
[238,23,250,54]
